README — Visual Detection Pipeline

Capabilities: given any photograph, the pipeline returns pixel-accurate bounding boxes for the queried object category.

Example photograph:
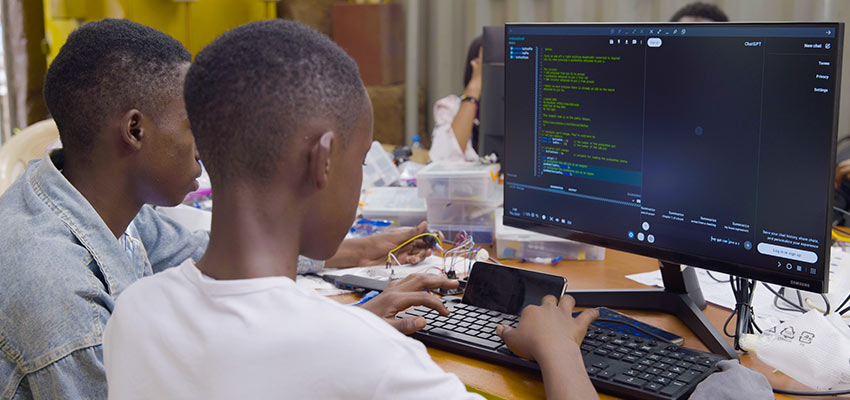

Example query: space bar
[428,328,502,349]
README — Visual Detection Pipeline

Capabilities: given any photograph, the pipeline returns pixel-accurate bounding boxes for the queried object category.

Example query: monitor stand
[567,261,739,360]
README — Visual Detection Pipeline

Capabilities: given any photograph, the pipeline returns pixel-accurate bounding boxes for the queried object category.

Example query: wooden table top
[334,249,840,399]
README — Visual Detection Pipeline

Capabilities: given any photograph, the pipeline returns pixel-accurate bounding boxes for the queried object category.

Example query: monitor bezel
[503,22,843,293]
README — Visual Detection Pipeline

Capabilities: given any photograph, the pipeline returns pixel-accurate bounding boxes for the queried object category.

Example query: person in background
[430,37,483,162]
[670,2,730,22]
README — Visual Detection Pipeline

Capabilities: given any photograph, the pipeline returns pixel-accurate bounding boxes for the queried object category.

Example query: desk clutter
[358,141,606,262]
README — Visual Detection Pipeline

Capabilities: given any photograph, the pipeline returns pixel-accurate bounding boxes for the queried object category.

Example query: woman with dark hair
[429,37,482,162]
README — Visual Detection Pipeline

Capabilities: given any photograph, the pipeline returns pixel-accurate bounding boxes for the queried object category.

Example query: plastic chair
[0,119,59,195]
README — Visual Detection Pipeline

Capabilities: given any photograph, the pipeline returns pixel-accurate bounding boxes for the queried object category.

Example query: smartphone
[577,307,685,345]
[462,262,568,315]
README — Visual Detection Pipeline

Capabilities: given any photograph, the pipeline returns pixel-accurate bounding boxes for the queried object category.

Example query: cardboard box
[333,3,404,85]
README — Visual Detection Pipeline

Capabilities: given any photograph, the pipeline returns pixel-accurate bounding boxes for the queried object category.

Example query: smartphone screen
[462,262,567,315]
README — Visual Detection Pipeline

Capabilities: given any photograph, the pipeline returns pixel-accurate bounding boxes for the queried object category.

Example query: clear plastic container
[416,162,499,201]
[425,194,501,226]
[431,223,495,245]
[362,141,400,189]
[360,187,426,226]
[495,208,605,261]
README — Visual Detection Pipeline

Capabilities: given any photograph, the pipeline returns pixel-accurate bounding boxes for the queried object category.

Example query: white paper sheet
[626,246,850,323]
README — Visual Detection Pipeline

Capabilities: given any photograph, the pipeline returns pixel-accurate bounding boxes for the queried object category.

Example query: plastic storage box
[362,141,400,189]
[425,193,501,226]
[431,223,495,245]
[416,162,499,201]
[495,208,605,261]
[361,187,426,226]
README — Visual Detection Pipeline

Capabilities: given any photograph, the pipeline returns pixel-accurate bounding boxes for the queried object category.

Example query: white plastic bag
[741,310,850,390]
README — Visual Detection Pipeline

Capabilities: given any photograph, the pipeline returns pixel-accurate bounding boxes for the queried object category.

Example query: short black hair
[184,20,366,183]
[670,2,729,22]
[43,18,191,160]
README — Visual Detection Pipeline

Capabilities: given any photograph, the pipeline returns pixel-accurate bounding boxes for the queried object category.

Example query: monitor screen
[503,23,842,292]
[479,26,506,159]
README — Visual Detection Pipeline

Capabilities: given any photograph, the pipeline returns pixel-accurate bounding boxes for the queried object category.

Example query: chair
[0,119,59,195]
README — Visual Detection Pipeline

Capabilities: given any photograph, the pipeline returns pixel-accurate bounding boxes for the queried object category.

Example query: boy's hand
[325,221,436,268]
[359,273,459,335]
[496,295,598,361]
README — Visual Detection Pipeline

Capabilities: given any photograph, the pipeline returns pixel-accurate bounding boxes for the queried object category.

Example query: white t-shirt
[103,259,482,400]
[429,95,480,163]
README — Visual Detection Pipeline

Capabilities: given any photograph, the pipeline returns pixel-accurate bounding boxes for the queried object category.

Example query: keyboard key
[662,357,677,364]
[691,365,709,373]
[639,373,654,381]
[584,339,602,347]
[698,358,715,367]
[591,361,608,369]
[610,352,625,360]
[598,370,615,379]
[431,321,445,327]
[580,344,595,352]
[631,351,647,358]
[660,381,687,396]
[428,327,502,349]
[622,355,639,363]
[470,324,484,331]
[625,342,640,349]
[623,370,638,377]
[455,327,468,334]
[647,367,663,375]
[638,359,653,366]
[443,324,457,331]
[655,363,671,370]
[662,371,679,379]
[647,354,662,361]
[476,331,491,339]
[616,347,631,354]
[678,370,702,383]
[675,360,693,369]
[653,377,671,385]
[656,350,669,356]
[669,366,685,374]
[613,339,627,346]
[634,364,648,371]
[594,349,610,356]
[639,345,655,352]
[586,366,601,375]
[603,344,618,351]
[684,356,699,363]
[614,375,647,387]
[486,310,501,317]
[645,382,663,392]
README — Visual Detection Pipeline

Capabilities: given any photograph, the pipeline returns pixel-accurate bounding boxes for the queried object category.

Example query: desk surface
[334,249,832,399]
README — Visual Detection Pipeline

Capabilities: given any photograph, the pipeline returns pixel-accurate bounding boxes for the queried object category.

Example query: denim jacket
[0,152,209,399]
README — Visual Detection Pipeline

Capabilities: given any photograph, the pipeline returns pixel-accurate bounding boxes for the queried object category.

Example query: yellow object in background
[42,0,278,64]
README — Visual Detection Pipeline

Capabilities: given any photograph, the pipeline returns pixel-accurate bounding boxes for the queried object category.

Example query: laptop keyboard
[400,302,724,400]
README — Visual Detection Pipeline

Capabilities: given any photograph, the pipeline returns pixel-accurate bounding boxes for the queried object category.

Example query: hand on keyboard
[497,295,600,400]
[360,273,458,334]
[496,295,599,360]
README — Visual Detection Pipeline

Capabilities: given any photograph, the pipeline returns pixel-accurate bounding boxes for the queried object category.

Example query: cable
[761,283,807,312]
[386,232,444,267]
[706,271,731,283]
[773,387,850,396]
[592,318,673,343]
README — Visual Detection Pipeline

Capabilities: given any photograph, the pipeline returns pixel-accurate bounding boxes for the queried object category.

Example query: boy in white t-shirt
[103,20,599,399]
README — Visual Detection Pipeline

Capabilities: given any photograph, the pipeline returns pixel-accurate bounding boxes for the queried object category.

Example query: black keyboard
[399,301,724,400]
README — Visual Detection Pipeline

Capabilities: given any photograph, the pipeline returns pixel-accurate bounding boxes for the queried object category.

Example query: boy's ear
[121,109,145,151]
[308,131,335,190]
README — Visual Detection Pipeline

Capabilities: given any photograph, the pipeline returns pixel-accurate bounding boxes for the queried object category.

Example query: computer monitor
[503,22,842,357]
[479,26,505,159]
